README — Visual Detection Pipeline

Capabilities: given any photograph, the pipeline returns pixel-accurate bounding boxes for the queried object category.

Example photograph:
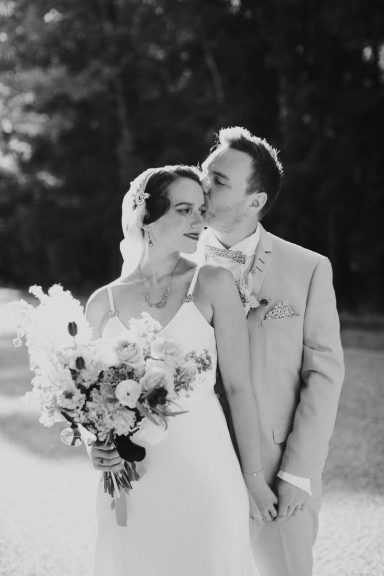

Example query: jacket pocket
[261,316,302,327]
[272,423,292,444]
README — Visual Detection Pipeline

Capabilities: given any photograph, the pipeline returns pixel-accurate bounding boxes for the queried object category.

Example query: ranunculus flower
[115,379,142,408]
[114,338,144,369]
[112,407,136,436]
[132,417,167,446]
[140,366,174,395]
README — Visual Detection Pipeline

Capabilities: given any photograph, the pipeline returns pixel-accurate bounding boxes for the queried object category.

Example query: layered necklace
[138,258,180,309]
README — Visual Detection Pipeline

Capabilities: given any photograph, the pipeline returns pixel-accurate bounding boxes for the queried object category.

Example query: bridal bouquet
[10,285,213,501]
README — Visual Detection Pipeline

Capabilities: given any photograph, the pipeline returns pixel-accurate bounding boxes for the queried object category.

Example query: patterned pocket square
[264,302,297,320]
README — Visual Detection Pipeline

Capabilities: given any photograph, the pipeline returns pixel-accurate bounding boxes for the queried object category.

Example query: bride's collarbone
[111,281,192,327]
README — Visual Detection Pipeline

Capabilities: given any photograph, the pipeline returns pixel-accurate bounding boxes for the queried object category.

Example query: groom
[197,127,344,576]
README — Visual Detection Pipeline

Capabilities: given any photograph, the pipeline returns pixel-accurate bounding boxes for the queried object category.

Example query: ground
[0,288,383,576]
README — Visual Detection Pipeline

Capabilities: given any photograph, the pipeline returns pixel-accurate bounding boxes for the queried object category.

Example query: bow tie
[205,245,246,265]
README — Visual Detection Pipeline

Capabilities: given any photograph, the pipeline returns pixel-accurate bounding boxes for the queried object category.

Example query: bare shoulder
[85,284,111,325]
[198,265,237,297]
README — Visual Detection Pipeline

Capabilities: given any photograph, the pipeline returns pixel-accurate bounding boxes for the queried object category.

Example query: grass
[0,288,383,575]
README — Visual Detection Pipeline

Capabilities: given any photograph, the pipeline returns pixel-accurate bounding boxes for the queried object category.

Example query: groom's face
[201,147,253,229]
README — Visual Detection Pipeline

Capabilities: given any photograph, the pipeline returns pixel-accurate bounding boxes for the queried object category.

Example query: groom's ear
[250,191,267,212]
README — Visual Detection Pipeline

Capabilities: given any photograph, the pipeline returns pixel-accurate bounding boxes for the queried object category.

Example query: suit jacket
[198,224,345,497]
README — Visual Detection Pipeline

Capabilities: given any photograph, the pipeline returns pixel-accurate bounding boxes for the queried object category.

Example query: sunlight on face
[202,147,253,228]
[149,177,206,254]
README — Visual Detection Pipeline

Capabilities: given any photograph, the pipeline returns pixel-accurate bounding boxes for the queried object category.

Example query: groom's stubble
[203,195,252,235]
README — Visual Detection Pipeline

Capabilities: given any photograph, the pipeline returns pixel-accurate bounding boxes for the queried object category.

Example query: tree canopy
[1,0,383,310]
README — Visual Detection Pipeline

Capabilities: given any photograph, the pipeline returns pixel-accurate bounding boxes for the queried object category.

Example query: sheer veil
[119,168,155,278]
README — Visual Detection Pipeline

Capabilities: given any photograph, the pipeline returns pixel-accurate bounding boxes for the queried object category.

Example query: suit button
[260,298,269,306]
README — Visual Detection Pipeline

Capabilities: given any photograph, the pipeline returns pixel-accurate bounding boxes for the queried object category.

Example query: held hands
[90,442,124,473]
[275,477,309,522]
[244,471,278,524]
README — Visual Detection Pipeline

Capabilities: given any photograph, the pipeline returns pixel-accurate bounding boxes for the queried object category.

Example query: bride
[85,165,277,576]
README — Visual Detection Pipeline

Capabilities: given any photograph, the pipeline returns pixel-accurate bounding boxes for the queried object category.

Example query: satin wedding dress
[94,267,257,576]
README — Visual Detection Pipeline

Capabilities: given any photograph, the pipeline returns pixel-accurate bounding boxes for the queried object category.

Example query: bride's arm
[203,265,277,522]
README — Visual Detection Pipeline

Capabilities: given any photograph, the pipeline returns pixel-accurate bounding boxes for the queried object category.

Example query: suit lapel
[249,224,273,296]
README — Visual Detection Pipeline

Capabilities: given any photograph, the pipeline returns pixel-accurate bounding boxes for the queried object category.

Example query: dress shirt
[204,226,260,277]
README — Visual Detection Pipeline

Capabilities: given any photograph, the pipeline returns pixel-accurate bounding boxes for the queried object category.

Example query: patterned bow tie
[205,245,246,265]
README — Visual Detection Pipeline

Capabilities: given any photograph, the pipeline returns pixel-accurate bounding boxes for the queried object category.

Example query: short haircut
[215,126,283,218]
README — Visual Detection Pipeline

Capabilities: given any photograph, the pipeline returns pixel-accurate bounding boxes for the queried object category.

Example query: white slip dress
[94,267,257,576]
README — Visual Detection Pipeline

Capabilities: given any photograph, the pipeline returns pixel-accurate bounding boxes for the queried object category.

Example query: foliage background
[0,0,383,309]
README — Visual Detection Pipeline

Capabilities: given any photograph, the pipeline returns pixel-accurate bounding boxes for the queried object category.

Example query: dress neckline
[112,300,214,336]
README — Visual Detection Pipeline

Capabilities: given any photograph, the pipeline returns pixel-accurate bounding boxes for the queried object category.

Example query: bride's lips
[183,233,201,241]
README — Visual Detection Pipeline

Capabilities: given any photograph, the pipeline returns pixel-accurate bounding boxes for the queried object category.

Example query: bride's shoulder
[198,265,236,293]
[85,283,114,325]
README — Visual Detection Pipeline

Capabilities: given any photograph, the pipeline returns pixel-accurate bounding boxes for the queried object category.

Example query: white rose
[90,339,119,368]
[131,417,167,446]
[115,379,142,408]
[145,358,166,371]
[113,338,145,369]
[150,337,182,369]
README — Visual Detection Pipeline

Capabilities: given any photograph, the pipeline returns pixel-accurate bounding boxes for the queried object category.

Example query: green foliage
[0,0,383,309]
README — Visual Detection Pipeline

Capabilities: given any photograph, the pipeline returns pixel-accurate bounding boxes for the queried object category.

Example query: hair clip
[133,188,150,207]
[131,169,155,208]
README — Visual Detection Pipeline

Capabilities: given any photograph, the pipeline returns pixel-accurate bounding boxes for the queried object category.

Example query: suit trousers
[215,380,321,576]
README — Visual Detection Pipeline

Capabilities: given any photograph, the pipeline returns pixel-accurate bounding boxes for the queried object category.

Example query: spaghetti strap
[185,267,200,302]
[106,285,117,317]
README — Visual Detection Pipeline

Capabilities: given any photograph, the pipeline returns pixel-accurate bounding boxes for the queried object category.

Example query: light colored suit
[199,224,345,576]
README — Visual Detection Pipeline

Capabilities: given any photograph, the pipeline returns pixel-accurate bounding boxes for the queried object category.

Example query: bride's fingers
[91,447,120,461]
[261,508,275,522]
[265,503,279,522]
[270,507,278,520]
[93,455,123,471]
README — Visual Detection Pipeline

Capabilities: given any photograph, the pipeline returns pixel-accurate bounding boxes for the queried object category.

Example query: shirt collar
[206,224,260,257]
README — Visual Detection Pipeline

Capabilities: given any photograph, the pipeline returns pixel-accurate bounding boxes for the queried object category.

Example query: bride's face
[149,177,206,254]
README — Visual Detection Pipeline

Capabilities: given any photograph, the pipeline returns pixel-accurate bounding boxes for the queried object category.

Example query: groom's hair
[216,126,283,218]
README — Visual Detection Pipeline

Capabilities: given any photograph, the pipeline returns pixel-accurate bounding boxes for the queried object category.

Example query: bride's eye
[177,208,192,215]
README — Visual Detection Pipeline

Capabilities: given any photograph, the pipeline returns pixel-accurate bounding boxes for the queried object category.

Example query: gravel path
[0,288,383,575]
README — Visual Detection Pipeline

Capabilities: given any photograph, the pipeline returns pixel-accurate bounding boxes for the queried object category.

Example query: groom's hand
[275,478,309,522]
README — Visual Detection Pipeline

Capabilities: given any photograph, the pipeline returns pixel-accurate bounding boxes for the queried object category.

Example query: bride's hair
[120,165,201,276]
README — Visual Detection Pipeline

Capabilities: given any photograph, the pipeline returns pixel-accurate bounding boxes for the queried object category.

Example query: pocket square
[264,302,297,320]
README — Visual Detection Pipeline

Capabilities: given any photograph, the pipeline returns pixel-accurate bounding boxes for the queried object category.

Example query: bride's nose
[192,212,205,228]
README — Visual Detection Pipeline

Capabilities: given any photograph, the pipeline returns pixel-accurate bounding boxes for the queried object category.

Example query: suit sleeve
[280,256,345,478]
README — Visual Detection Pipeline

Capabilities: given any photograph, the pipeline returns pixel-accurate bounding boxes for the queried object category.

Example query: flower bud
[68,322,78,336]
[76,356,85,370]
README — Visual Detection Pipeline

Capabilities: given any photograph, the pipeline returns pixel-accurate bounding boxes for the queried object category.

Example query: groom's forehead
[203,147,251,174]
[202,146,232,171]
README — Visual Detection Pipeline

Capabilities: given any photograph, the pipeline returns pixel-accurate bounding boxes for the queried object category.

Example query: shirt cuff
[277,470,312,495]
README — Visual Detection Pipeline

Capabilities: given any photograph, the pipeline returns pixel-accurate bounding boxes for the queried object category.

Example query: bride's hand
[244,472,278,523]
[90,443,124,473]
